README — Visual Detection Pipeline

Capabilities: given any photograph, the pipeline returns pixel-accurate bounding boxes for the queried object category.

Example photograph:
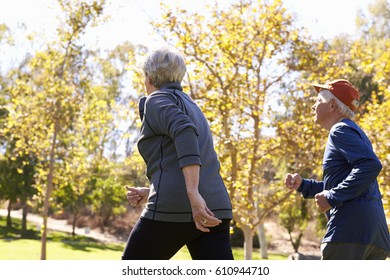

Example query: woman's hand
[182,165,221,232]
[188,191,222,232]
[125,186,150,206]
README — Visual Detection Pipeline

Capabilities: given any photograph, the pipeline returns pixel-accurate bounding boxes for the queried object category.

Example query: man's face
[312,94,331,127]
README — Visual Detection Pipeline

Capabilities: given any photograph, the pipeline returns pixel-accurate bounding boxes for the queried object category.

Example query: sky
[0,0,377,52]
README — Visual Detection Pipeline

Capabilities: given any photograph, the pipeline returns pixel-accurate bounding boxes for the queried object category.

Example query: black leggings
[121,218,234,260]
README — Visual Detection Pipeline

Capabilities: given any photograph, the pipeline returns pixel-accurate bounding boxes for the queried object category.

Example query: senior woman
[122,47,233,260]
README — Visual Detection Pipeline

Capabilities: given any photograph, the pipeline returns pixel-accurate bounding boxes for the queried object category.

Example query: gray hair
[142,47,187,88]
[319,89,355,120]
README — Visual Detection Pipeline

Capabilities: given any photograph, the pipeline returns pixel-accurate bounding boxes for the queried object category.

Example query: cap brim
[311,83,331,93]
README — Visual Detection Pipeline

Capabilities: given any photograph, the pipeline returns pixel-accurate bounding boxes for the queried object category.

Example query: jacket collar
[159,82,182,91]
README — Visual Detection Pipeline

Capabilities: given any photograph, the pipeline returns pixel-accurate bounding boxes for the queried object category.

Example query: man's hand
[315,190,332,212]
[284,173,302,191]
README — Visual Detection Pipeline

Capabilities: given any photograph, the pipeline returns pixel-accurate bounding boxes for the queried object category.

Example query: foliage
[353,0,390,220]
[90,174,127,229]
[278,192,309,253]
[0,0,148,245]
[1,0,111,259]
[357,0,390,41]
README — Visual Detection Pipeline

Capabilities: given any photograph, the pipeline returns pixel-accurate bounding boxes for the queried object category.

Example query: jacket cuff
[178,155,202,169]
[297,179,314,199]
[326,190,342,207]
[174,127,202,168]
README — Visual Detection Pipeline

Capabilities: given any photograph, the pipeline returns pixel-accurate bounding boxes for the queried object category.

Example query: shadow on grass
[49,232,123,252]
[0,216,40,240]
[59,238,123,252]
[0,216,123,253]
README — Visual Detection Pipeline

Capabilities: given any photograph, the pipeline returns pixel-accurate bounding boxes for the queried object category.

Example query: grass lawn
[0,216,125,260]
[0,216,287,260]
[0,238,124,260]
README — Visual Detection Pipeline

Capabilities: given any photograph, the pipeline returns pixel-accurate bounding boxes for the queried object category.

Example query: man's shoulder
[329,119,369,145]
[331,119,358,132]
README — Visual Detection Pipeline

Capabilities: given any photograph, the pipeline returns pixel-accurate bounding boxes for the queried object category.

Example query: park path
[0,208,121,244]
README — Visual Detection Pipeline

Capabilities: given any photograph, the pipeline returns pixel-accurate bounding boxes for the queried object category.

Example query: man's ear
[329,99,337,112]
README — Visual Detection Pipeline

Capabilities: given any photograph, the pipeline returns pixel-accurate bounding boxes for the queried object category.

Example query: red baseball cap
[311,79,360,111]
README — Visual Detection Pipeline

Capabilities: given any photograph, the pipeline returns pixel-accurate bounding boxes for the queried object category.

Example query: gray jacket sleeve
[144,92,201,168]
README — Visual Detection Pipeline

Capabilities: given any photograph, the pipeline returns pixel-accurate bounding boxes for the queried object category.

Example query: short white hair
[319,89,355,120]
[142,47,186,88]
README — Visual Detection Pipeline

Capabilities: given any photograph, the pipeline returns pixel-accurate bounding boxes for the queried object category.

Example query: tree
[279,192,309,253]
[0,153,36,233]
[0,157,18,227]
[357,0,390,41]
[2,0,107,259]
[0,23,13,147]
[90,173,127,230]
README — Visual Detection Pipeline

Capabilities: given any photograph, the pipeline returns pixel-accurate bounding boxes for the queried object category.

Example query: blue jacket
[137,82,233,222]
[298,119,390,250]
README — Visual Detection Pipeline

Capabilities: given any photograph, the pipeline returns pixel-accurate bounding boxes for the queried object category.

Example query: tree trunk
[72,211,77,237]
[242,226,253,260]
[258,223,268,259]
[6,200,12,227]
[21,199,28,237]
[41,118,59,260]
[288,231,303,253]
